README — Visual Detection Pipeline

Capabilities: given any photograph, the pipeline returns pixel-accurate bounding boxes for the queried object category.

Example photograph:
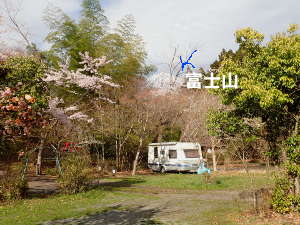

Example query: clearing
[1,171,299,225]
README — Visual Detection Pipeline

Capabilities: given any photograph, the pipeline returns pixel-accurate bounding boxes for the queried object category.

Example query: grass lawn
[102,171,274,192]
[0,189,156,225]
[0,171,275,225]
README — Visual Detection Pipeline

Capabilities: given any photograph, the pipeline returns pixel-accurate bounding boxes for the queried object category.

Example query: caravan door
[152,146,160,171]
[167,148,178,171]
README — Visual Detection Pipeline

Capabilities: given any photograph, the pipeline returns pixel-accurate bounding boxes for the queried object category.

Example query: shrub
[44,167,59,176]
[0,173,27,201]
[272,176,300,213]
[272,177,293,213]
[272,135,300,213]
[58,152,91,194]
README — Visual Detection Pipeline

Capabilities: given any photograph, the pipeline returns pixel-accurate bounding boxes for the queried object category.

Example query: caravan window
[184,149,199,158]
[169,150,177,159]
[154,147,158,158]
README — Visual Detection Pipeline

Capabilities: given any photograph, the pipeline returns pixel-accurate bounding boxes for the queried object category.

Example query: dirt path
[27,176,248,225]
[27,175,59,196]
[40,189,244,225]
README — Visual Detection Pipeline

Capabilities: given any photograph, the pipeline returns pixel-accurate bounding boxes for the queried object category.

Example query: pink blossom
[1,88,12,98]
[43,52,119,92]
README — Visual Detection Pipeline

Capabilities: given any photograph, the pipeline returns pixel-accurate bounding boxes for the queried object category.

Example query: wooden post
[253,191,259,214]
[211,137,218,172]
[212,146,217,172]
[132,138,143,176]
[36,139,44,175]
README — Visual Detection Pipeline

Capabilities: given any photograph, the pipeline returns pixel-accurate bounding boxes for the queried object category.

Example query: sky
[0,0,299,72]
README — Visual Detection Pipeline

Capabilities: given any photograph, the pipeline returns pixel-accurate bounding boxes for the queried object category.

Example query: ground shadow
[40,205,164,225]
[93,177,145,191]
[27,176,146,198]
[26,175,60,198]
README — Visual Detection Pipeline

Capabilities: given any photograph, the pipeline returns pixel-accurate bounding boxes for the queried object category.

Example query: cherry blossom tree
[43,51,119,124]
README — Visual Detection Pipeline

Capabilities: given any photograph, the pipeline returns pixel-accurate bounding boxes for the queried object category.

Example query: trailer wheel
[160,166,166,174]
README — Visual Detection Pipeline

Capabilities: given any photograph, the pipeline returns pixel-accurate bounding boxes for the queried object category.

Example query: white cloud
[0,0,81,48]
[1,0,299,72]
[104,0,300,71]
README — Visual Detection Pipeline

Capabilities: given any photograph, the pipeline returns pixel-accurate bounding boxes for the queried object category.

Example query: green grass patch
[103,172,274,192]
[0,188,154,225]
[0,172,274,225]
[199,199,249,225]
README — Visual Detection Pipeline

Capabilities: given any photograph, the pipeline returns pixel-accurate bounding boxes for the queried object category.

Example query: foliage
[0,86,48,137]
[44,167,59,176]
[80,0,108,41]
[58,151,91,194]
[207,111,252,138]
[43,0,107,69]
[43,2,151,83]
[43,51,120,128]
[285,135,300,166]
[272,176,300,213]
[213,24,300,161]
[0,172,27,201]
[162,126,181,142]
[96,15,151,82]
[0,56,49,160]
[0,56,48,108]
[272,135,300,213]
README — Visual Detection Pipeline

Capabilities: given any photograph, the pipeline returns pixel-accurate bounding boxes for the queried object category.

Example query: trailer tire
[160,166,166,174]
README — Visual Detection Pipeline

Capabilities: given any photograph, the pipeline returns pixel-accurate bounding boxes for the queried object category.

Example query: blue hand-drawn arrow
[180,50,197,71]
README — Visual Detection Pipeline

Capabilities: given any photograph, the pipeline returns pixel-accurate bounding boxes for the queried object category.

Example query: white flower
[43,52,119,91]
[69,112,89,120]
[147,72,184,95]
[87,118,94,123]
[48,98,71,126]
[64,106,78,112]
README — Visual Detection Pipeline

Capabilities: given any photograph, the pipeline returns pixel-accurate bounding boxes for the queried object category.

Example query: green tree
[43,5,153,84]
[213,24,300,162]
[97,15,152,83]
[80,0,108,42]
[207,110,258,171]
[43,0,107,69]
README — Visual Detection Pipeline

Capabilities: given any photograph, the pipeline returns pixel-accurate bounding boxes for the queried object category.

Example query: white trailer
[148,142,203,173]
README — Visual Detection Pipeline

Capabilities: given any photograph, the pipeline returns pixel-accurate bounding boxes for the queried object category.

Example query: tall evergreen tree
[43,0,108,69]
[79,0,108,42]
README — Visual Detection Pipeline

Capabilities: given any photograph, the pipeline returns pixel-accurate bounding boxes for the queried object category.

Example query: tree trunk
[295,177,300,195]
[156,124,163,143]
[294,115,299,136]
[132,138,143,176]
[294,115,299,195]
[96,148,100,167]
[281,147,287,163]
[102,144,105,162]
[115,139,119,170]
[241,151,249,173]
[36,140,44,175]
[266,156,270,171]
[211,146,217,172]
[224,155,230,171]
